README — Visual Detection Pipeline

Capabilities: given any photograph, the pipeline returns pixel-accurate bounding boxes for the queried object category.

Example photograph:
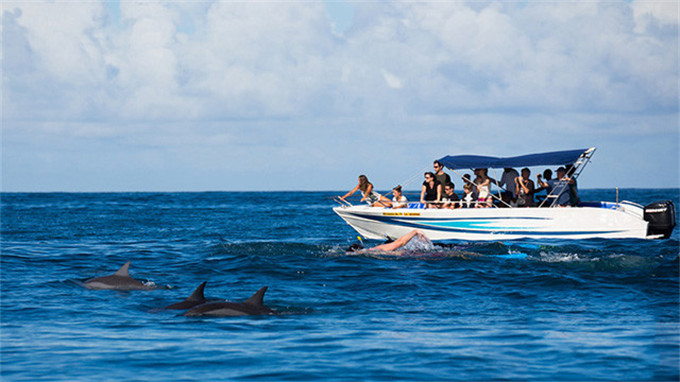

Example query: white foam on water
[401,234,436,252]
[538,252,583,263]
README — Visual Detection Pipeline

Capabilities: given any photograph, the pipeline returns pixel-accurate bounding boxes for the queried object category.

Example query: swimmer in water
[347,230,431,253]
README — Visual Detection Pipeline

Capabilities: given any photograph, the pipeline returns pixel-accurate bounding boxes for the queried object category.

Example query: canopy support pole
[538,148,596,208]
[491,167,504,204]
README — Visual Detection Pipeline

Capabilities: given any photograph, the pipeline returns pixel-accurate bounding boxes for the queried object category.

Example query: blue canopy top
[438,148,590,170]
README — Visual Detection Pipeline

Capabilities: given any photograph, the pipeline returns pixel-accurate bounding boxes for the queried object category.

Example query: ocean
[1,189,678,381]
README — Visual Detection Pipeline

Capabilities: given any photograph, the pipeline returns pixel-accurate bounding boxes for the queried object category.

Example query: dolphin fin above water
[245,286,267,306]
[114,261,131,277]
[163,282,208,310]
[184,286,275,317]
[84,261,151,290]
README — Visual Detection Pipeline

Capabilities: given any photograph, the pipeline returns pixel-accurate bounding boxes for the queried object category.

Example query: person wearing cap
[537,167,573,206]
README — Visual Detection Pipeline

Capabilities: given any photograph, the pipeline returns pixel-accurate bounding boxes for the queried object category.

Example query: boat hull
[333,204,651,241]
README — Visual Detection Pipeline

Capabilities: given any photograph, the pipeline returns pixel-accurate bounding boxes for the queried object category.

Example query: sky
[2,0,678,192]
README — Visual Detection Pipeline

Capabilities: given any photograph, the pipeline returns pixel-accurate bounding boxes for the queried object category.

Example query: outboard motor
[644,200,676,239]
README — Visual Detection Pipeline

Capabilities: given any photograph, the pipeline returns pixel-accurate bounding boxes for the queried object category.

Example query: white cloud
[632,0,679,33]
[5,1,676,119]
[11,2,106,84]
[381,69,403,89]
[1,1,678,191]
[182,2,338,118]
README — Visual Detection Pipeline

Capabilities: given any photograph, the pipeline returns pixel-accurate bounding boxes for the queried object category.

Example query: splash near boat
[334,148,676,241]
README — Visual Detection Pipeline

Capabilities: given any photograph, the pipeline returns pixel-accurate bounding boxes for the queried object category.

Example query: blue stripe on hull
[343,212,623,236]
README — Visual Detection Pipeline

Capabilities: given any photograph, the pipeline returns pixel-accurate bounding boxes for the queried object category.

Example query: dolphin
[84,261,151,290]
[184,286,276,317]
[163,282,208,310]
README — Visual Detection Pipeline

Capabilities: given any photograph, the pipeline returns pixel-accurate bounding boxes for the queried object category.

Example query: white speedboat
[334,148,676,241]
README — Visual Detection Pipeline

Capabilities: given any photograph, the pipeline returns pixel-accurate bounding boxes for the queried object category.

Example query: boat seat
[578,201,617,209]
[407,202,426,209]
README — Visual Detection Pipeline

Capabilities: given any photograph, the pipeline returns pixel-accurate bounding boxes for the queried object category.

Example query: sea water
[1,189,678,381]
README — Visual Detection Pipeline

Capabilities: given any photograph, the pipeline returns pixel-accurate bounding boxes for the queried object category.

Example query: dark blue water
[2,189,678,381]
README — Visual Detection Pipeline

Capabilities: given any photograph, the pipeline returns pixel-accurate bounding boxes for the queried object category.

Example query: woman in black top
[420,172,441,207]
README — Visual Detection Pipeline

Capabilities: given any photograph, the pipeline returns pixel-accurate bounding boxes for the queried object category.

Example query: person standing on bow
[420,172,441,207]
[340,175,391,207]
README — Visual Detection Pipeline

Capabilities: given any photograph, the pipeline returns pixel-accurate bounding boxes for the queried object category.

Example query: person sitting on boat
[498,167,520,201]
[391,185,408,209]
[441,183,460,209]
[514,167,535,207]
[474,169,493,208]
[462,173,477,199]
[461,183,475,208]
[420,172,441,207]
[433,160,452,190]
[537,167,573,206]
[340,175,391,207]
[347,230,431,253]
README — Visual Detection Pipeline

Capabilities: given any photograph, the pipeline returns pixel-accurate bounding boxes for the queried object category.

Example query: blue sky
[2,1,678,192]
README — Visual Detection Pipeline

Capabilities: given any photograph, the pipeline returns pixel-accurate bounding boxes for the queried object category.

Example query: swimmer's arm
[366,230,425,252]
[382,230,421,251]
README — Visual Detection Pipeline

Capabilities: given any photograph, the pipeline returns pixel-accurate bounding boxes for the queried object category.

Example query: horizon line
[2,187,679,194]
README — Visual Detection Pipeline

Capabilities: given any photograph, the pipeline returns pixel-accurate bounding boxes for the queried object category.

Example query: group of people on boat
[339,160,580,209]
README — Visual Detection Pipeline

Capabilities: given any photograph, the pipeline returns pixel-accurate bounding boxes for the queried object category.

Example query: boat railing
[339,198,640,210]
[619,200,644,209]
[615,200,645,219]
[419,200,496,208]
[334,197,493,209]
[334,196,353,208]
[619,200,644,212]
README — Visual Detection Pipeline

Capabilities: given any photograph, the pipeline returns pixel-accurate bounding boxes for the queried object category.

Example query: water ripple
[1,191,678,381]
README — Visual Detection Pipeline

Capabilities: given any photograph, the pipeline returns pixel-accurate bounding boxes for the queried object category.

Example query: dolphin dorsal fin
[186,282,207,302]
[114,261,131,277]
[245,286,268,306]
